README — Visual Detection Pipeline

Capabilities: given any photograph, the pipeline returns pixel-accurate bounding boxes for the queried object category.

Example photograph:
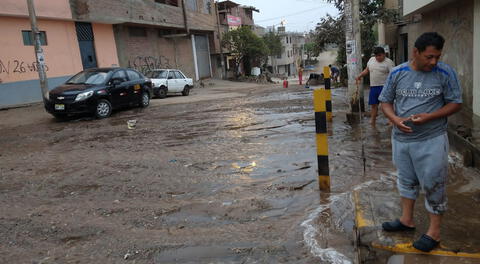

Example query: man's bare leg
[426,213,442,241]
[371,104,379,125]
[400,197,416,227]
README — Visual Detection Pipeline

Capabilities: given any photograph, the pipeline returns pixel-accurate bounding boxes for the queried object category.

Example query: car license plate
[55,104,65,110]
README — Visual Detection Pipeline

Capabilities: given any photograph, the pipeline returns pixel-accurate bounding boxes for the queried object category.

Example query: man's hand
[381,103,413,133]
[411,113,432,125]
[355,76,361,85]
[356,68,368,85]
[392,116,413,133]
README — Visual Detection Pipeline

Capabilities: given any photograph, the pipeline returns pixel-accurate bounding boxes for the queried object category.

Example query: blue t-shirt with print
[378,61,462,142]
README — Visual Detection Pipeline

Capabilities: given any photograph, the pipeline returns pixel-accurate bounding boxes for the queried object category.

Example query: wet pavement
[1,81,479,263]
[355,191,480,263]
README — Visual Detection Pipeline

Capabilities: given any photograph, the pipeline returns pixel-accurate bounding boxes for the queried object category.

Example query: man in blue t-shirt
[329,64,340,83]
[378,32,462,252]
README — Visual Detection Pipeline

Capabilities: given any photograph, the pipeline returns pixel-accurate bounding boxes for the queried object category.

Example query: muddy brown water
[1,85,479,263]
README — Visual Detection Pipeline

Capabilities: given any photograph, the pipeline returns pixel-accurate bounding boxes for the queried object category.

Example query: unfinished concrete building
[216,0,259,77]
[71,0,221,80]
[267,26,305,77]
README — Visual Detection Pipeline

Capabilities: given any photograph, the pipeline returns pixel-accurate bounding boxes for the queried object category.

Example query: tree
[262,32,283,57]
[262,31,283,73]
[222,27,269,77]
[310,14,345,57]
[311,0,397,73]
[304,42,316,61]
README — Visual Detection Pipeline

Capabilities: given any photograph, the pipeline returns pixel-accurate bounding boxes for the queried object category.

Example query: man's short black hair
[414,32,445,52]
[329,64,332,67]
[373,47,385,56]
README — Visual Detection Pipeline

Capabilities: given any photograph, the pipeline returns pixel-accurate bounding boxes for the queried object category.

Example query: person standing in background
[298,65,304,85]
[356,47,395,126]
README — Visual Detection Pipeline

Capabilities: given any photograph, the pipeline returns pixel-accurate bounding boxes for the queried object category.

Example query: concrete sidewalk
[338,84,480,263]
[354,190,480,263]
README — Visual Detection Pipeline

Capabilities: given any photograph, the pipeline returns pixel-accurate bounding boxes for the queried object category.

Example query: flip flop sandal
[413,234,440,252]
[382,219,416,232]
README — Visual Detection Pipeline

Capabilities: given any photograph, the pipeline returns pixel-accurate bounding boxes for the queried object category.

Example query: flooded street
[1,83,479,263]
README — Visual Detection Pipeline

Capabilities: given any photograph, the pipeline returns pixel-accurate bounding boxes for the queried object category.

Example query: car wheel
[182,86,190,96]
[158,86,167,99]
[140,91,150,108]
[95,99,112,119]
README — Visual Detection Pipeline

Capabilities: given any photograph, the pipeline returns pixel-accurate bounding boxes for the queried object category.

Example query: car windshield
[66,70,111,85]
[146,70,168,79]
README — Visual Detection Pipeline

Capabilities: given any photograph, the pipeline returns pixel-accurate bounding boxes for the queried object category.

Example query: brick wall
[187,0,217,31]
[114,25,196,79]
[238,8,254,26]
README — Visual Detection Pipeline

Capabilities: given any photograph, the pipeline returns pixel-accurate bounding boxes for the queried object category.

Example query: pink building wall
[92,23,119,68]
[0,0,121,107]
[0,0,73,20]
[0,17,83,83]
[0,4,119,84]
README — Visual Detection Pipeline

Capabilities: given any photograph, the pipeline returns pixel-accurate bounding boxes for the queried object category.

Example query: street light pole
[345,0,363,117]
[27,0,49,102]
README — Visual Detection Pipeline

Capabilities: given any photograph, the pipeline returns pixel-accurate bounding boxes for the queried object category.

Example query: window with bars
[203,0,212,14]
[186,0,197,11]
[75,22,94,41]
[245,10,253,20]
[22,30,47,46]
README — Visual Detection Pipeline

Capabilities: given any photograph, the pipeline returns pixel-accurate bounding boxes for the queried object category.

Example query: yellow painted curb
[372,242,480,259]
[353,191,374,228]
[353,190,480,259]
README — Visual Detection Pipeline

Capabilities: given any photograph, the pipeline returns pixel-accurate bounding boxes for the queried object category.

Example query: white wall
[403,0,434,15]
[474,0,480,116]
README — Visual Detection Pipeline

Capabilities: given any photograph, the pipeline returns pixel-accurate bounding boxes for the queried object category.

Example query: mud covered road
[1,82,478,264]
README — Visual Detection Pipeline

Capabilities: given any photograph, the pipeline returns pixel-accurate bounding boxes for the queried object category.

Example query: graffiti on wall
[127,56,172,74]
[0,59,49,76]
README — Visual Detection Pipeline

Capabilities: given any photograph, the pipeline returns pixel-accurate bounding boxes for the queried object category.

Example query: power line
[255,3,333,23]
[294,0,330,3]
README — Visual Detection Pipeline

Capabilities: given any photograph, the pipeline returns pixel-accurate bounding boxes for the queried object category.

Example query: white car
[146,69,193,99]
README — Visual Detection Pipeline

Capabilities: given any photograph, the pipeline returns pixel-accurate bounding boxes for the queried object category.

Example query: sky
[232,0,340,33]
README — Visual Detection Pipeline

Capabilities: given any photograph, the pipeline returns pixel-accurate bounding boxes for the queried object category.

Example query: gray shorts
[392,133,449,214]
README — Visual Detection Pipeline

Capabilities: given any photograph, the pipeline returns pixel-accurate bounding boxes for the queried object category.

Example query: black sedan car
[45,67,153,119]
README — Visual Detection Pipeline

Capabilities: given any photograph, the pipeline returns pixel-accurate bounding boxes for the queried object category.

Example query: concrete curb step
[352,191,480,263]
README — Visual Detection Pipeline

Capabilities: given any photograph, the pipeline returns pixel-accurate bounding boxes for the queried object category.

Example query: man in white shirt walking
[356,47,395,125]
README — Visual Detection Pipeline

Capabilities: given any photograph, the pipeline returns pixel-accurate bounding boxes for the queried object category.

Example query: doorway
[194,35,212,79]
[75,22,98,69]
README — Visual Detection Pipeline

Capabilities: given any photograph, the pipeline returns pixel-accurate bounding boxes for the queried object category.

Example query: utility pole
[27,0,49,102]
[345,0,363,116]
[215,1,226,79]
[271,25,277,74]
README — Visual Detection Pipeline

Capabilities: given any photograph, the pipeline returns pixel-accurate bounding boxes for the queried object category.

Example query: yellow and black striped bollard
[323,66,333,122]
[313,89,330,191]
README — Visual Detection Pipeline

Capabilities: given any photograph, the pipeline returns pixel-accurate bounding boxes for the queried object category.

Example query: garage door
[194,35,211,79]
